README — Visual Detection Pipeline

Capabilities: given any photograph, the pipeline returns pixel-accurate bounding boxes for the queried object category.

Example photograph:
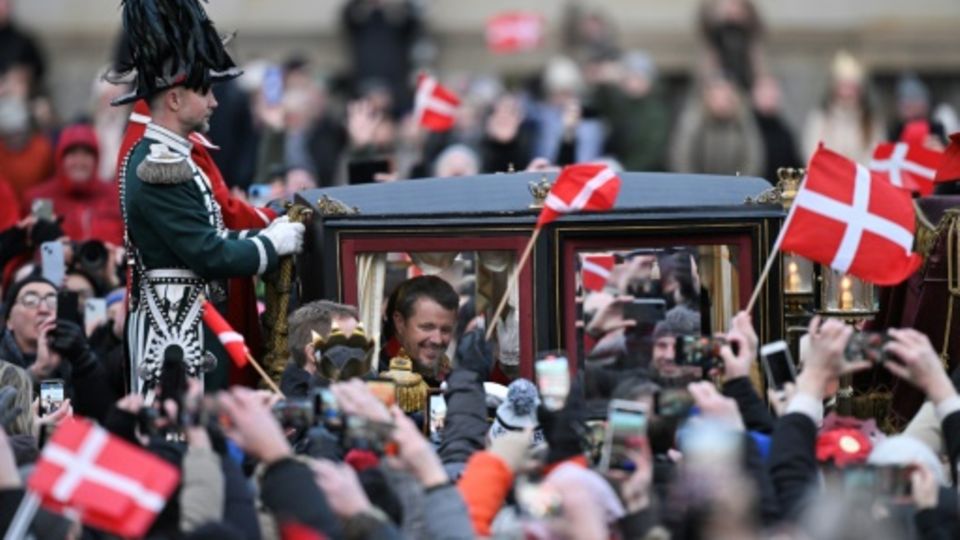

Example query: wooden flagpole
[486,227,542,341]
[246,353,285,398]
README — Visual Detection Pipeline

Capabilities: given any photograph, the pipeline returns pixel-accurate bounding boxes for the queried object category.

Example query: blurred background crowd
[1,0,959,233]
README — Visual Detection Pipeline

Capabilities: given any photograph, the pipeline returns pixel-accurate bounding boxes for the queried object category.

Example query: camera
[271,388,343,431]
[845,332,891,364]
[75,240,109,273]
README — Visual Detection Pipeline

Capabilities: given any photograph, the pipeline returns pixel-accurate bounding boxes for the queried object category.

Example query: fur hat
[488,378,544,444]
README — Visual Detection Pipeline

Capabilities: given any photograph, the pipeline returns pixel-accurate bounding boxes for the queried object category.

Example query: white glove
[260,219,304,257]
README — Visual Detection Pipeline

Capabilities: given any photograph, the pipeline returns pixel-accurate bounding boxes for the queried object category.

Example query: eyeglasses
[17,292,57,310]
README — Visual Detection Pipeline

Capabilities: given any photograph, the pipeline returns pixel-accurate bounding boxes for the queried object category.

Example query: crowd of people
[1,0,960,538]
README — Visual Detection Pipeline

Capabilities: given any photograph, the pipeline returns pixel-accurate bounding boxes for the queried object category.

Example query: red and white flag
[414,74,460,132]
[781,145,922,285]
[203,300,249,367]
[869,142,944,196]
[28,418,180,537]
[486,12,544,54]
[537,164,621,228]
[581,254,615,292]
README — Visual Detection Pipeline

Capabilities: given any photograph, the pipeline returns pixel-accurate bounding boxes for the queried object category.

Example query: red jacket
[0,133,53,200]
[118,101,278,385]
[23,124,123,245]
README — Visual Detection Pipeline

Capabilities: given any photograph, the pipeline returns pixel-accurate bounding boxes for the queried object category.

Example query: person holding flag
[109,0,306,392]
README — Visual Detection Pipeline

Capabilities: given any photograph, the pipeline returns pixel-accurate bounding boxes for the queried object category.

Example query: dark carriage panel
[294,171,784,385]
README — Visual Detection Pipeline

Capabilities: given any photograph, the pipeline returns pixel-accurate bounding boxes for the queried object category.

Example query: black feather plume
[110,0,240,105]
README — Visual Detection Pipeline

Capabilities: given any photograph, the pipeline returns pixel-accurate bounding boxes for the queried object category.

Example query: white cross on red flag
[581,254,615,292]
[486,12,544,54]
[203,300,249,367]
[537,164,622,228]
[869,142,945,196]
[27,418,180,537]
[781,145,922,285]
[414,74,460,132]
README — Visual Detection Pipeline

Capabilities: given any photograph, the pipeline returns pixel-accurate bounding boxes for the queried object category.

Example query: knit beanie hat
[488,378,544,444]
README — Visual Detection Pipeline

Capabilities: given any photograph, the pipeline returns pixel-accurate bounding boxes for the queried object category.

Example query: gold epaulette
[379,351,428,413]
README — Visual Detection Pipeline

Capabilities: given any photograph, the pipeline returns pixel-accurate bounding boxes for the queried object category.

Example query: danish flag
[27,418,180,537]
[781,145,922,285]
[581,254,615,292]
[537,164,622,228]
[869,142,944,196]
[414,74,460,132]
[203,300,249,367]
[486,12,544,54]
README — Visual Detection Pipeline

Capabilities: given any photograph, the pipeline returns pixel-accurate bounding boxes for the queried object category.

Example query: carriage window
[354,250,523,380]
[577,245,741,380]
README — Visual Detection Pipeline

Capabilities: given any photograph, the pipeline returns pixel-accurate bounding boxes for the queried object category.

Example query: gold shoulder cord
[944,211,960,369]
[262,203,314,383]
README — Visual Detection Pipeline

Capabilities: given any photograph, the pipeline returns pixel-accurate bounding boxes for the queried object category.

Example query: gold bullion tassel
[379,350,428,413]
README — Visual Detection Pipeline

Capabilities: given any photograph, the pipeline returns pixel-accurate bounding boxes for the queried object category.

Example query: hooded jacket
[22,124,123,244]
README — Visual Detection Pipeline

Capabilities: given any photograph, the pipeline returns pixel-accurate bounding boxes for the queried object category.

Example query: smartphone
[344,415,396,455]
[348,158,392,185]
[654,387,695,417]
[535,357,570,411]
[84,298,107,335]
[427,393,446,443]
[41,241,65,286]
[599,399,648,472]
[271,397,315,431]
[366,380,397,408]
[840,464,914,498]
[845,332,891,364]
[31,198,54,221]
[622,298,667,325]
[262,65,284,106]
[40,379,64,417]
[313,387,343,430]
[760,340,796,391]
[56,290,81,326]
[674,336,729,373]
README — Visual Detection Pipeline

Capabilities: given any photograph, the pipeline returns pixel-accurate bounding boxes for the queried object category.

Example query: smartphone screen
[40,379,65,416]
[57,291,81,326]
[41,241,65,286]
[599,400,648,472]
[622,298,666,324]
[428,394,446,443]
[348,159,391,185]
[760,340,796,391]
[535,357,570,411]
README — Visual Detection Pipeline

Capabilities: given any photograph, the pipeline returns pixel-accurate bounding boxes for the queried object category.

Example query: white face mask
[0,96,29,135]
